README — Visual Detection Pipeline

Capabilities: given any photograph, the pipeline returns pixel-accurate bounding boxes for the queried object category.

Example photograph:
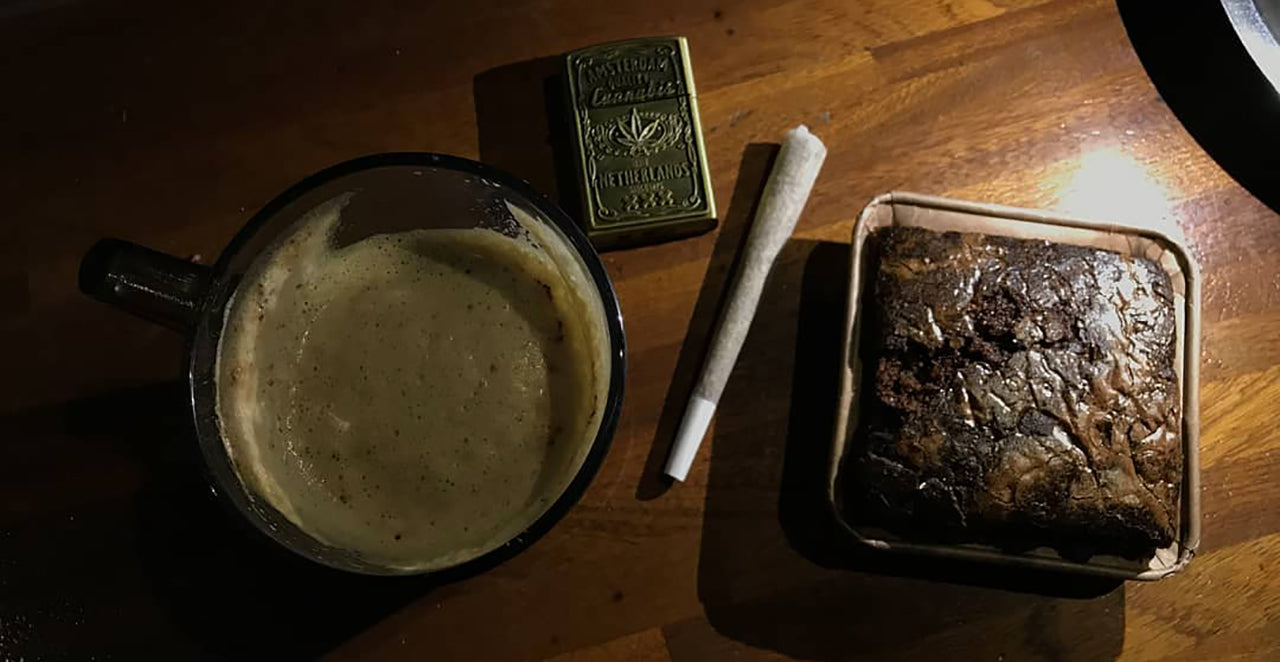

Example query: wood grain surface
[2,0,1279,660]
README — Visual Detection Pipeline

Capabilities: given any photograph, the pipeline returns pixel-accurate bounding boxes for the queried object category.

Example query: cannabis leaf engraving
[587,108,684,157]
[616,108,662,154]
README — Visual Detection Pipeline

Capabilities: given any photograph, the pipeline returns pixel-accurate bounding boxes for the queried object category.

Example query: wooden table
[3,0,1278,659]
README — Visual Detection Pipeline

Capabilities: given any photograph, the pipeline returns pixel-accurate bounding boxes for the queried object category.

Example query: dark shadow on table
[0,381,430,661]
[473,55,580,218]
[691,239,1126,661]
[634,143,779,500]
[1119,0,1280,216]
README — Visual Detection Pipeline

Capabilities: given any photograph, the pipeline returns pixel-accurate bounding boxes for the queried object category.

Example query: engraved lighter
[565,37,717,249]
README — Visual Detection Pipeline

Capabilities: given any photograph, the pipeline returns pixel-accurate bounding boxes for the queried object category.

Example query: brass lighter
[565,37,716,249]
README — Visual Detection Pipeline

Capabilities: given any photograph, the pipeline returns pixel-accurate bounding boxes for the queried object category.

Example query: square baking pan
[828,191,1202,580]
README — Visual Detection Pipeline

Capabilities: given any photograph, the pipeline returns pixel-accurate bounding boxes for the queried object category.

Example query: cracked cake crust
[844,227,1182,558]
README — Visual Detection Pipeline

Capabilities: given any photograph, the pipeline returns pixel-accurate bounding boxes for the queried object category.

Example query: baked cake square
[843,227,1182,557]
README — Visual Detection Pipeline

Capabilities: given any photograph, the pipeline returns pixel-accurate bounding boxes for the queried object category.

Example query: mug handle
[79,239,213,330]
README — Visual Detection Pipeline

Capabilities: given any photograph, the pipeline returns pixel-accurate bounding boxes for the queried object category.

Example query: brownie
[843,227,1182,558]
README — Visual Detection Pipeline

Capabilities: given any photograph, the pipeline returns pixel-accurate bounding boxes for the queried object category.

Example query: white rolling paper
[664,125,828,481]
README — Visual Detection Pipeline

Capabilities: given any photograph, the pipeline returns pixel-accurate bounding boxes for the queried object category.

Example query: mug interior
[186,154,625,575]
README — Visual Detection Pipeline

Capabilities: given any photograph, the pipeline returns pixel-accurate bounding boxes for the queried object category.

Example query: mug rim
[186,152,627,576]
